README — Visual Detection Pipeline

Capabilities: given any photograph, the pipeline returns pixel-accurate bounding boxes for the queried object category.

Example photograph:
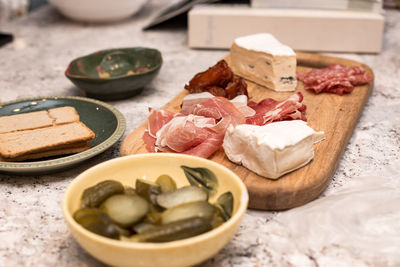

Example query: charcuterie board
[120,52,374,210]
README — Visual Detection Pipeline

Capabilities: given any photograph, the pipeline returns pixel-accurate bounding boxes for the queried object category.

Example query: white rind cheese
[223,121,325,179]
[230,33,297,92]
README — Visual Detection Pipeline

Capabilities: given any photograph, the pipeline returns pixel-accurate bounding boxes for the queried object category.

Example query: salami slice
[297,64,373,95]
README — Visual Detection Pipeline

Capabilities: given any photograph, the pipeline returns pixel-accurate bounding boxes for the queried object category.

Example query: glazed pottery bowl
[48,0,148,23]
[62,153,248,267]
[65,47,162,101]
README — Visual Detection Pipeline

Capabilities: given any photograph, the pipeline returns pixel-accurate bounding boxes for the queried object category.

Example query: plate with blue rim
[0,96,126,175]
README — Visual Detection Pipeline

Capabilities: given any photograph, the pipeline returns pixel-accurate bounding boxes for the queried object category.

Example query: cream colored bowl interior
[62,153,248,267]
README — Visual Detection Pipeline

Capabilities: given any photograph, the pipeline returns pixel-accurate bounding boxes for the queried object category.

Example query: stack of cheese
[223,33,325,179]
[0,106,95,162]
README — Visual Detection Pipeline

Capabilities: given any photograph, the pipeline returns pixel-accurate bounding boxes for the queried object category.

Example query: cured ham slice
[246,92,306,126]
[147,108,175,137]
[182,92,255,118]
[181,96,246,132]
[155,115,216,152]
[297,64,373,95]
[142,130,157,152]
[183,132,225,158]
[142,110,222,158]
[229,95,256,117]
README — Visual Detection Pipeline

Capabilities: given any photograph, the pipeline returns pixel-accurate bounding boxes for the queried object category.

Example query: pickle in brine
[129,217,212,243]
[156,174,177,193]
[81,180,124,208]
[161,201,216,224]
[100,194,150,227]
[135,179,161,205]
[73,208,120,239]
[156,185,208,209]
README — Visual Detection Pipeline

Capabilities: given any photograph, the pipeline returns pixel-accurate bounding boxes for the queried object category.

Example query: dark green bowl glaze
[65,47,162,101]
[0,96,126,175]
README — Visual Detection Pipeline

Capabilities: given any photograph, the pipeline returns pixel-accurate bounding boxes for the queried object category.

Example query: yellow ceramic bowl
[62,153,248,267]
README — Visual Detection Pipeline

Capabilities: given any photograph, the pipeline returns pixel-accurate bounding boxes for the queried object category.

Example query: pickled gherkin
[135,179,161,204]
[81,180,124,208]
[156,174,177,193]
[73,208,120,239]
[156,185,208,209]
[100,194,150,227]
[128,217,212,243]
[161,201,216,224]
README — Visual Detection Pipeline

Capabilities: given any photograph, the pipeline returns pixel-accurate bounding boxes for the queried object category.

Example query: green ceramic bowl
[65,47,162,101]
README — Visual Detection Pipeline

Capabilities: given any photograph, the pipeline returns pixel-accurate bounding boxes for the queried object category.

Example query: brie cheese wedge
[223,120,325,179]
[230,33,297,92]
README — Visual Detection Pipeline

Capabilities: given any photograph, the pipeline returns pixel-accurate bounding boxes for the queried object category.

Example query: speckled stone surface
[0,2,399,266]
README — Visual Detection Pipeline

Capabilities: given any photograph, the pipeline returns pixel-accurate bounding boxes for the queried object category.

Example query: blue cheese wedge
[230,33,297,91]
[223,121,325,179]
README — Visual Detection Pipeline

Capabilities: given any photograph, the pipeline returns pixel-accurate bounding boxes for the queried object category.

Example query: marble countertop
[0,2,399,266]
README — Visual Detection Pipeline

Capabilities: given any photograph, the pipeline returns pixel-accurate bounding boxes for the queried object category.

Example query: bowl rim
[62,153,249,250]
[65,47,163,81]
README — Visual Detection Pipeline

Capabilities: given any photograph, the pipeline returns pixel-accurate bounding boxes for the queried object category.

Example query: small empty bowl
[65,47,162,101]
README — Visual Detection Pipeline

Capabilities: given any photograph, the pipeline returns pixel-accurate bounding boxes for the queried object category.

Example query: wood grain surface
[120,52,374,210]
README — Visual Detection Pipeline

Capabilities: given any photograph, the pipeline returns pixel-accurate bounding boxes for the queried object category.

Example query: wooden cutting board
[120,52,374,210]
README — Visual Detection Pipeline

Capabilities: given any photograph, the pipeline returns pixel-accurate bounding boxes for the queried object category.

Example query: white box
[188,5,384,53]
[251,0,383,13]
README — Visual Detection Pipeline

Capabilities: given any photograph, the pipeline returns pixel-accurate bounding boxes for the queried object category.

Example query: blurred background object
[46,0,148,23]
[251,0,383,13]
[0,0,29,21]
[187,0,386,53]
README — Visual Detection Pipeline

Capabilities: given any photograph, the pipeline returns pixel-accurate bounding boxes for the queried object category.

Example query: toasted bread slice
[0,106,80,134]
[48,106,80,125]
[0,110,53,134]
[0,142,91,162]
[0,121,95,159]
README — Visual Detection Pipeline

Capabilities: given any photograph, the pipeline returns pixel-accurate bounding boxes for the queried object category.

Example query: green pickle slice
[161,201,216,224]
[73,208,121,239]
[128,217,212,243]
[81,180,124,208]
[135,178,161,204]
[156,185,208,209]
[156,174,177,193]
[100,194,150,227]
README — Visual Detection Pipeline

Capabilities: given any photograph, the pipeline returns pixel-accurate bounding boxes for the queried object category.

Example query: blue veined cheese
[230,33,297,91]
[222,121,325,179]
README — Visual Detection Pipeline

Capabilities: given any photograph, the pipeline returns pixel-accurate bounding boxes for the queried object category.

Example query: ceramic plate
[0,96,126,175]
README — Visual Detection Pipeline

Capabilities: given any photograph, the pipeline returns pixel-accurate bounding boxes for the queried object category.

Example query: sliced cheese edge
[230,33,297,92]
[222,120,325,179]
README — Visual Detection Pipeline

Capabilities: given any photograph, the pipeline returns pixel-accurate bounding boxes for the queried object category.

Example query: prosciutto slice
[182,92,255,118]
[181,96,246,133]
[246,92,306,126]
[155,115,216,152]
[142,110,223,158]
[147,108,175,137]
